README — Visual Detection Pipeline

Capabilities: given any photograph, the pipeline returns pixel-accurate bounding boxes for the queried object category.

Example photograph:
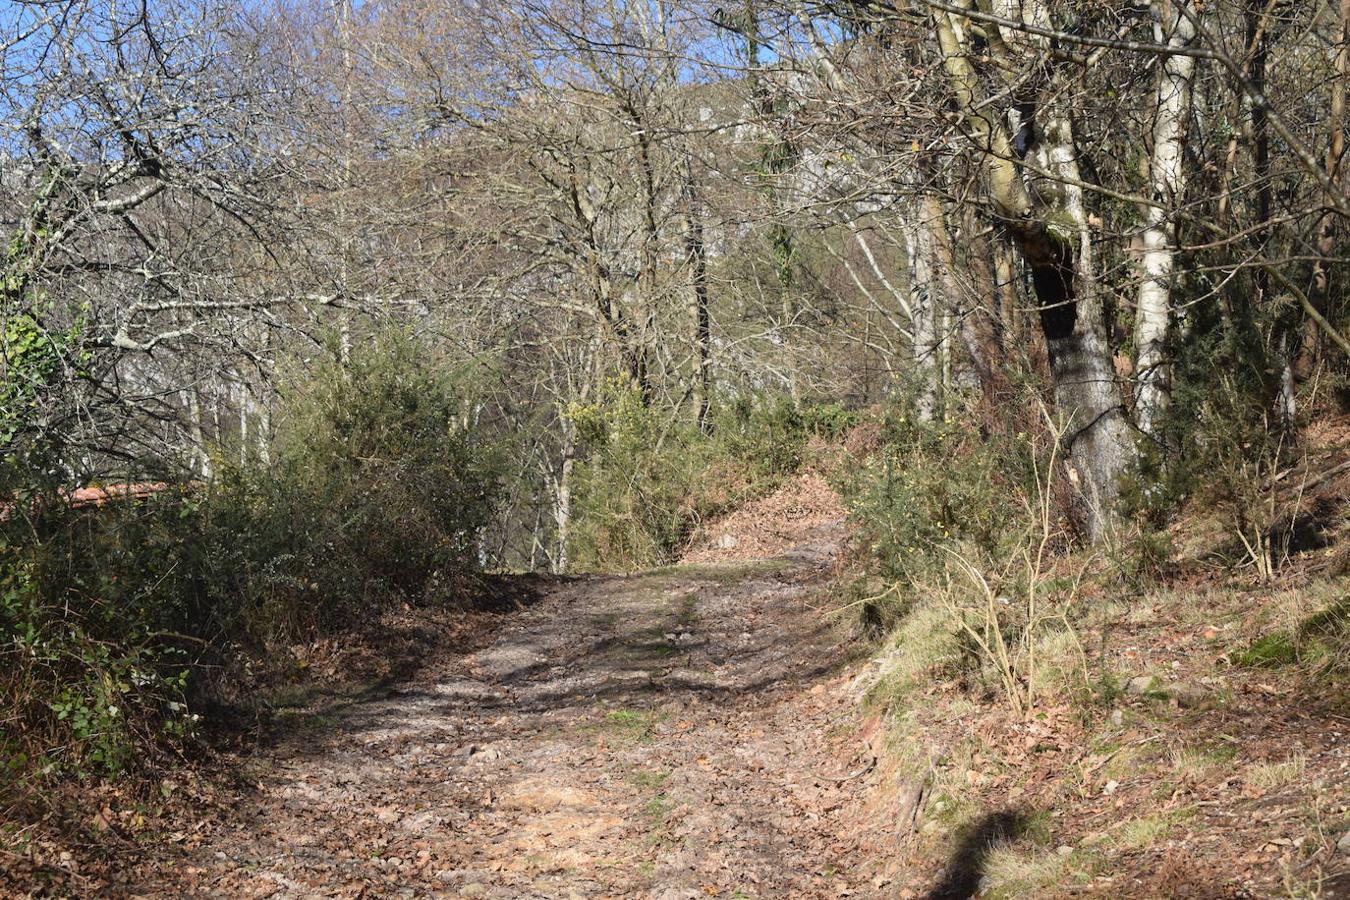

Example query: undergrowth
[565,381,855,571]
[0,332,499,817]
[839,372,1350,894]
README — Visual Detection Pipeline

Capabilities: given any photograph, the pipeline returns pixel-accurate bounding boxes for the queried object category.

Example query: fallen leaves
[40,531,886,899]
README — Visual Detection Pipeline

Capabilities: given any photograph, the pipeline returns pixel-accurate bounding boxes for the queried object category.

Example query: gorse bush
[716,394,857,479]
[843,394,1092,717]
[565,382,855,571]
[1123,302,1302,577]
[1,332,498,794]
[843,401,1034,587]
[566,380,706,571]
[223,336,500,635]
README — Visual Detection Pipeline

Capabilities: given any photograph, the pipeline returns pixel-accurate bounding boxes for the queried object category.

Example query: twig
[817,754,877,783]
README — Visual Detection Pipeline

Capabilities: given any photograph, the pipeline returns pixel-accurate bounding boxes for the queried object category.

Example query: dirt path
[127,524,889,898]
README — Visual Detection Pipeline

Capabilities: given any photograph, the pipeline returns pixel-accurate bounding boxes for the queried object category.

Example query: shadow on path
[211,573,557,750]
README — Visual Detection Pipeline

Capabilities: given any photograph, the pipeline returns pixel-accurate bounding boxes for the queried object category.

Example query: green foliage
[1234,600,1350,681]
[716,394,855,478]
[1113,303,1305,579]
[842,397,1100,721]
[1,502,206,786]
[1130,301,1293,520]
[0,332,499,794]
[0,303,84,479]
[3,194,86,456]
[566,380,703,570]
[565,384,848,571]
[1234,631,1298,668]
[1104,525,1176,592]
[842,401,1034,590]
[221,334,500,634]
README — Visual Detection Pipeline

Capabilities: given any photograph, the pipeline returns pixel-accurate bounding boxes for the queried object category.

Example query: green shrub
[1,493,210,787]
[712,395,855,478]
[842,402,1034,589]
[1123,301,1299,578]
[842,395,1094,716]
[0,303,85,481]
[218,334,500,635]
[714,394,809,478]
[0,331,499,794]
[566,381,711,571]
[565,384,851,571]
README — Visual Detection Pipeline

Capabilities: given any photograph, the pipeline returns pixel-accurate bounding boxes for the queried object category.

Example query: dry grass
[865,602,962,706]
[980,843,1096,897]
[1029,627,1090,700]
[1244,753,1307,793]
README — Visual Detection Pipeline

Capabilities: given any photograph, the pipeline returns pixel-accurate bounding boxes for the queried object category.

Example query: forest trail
[128,520,891,899]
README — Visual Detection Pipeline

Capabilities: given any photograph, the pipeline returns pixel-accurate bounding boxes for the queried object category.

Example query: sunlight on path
[128,521,890,899]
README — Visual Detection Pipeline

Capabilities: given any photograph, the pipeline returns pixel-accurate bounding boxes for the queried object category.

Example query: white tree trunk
[901,209,941,419]
[1042,113,1135,535]
[237,379,249,466]
[187,388,212,479]
[933,4,1135,539]
[1134,1,1198,437]
[553,418,576,574]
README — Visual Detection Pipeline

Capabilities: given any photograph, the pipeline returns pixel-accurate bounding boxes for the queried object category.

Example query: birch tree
[1133,0,1199,438]
[930,0,1133,537]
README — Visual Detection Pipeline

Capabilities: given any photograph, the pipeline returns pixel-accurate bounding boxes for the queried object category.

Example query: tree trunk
[933,5,1133,538]
[901,205,942,419]
[554,419,576,575]
[928,196,1007,416]
[685,176,712,431]
[237,379,249,466]
[1309,0,1348,364]
[1134,0,1198,438]
[187,387,212,479]
[690,221,712,432]
[1238,3,1293,425]
[1038,114,1135,536]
